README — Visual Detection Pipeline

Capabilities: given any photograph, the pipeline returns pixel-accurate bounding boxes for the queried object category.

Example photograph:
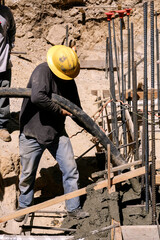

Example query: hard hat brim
[47,45,80,80]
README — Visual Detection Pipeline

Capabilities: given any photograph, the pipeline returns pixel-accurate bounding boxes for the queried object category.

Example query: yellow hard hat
[47,45,80,80]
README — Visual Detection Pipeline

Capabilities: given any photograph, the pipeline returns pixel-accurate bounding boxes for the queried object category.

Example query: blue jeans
[0,69,11,129]
[19,132,80,212]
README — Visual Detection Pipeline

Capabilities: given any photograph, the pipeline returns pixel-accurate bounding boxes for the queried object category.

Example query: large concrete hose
[0,87,126,166]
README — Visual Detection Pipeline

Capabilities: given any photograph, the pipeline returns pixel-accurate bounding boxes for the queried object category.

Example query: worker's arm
[30,64,62,114]
[7,7,16,49]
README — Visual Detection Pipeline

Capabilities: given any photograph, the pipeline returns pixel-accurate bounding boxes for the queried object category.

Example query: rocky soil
[0,0,160,238]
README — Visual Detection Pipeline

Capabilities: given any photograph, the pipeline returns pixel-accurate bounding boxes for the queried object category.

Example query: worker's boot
[0,129,11,142]
[14,207,26,222]
[68,208,89,219]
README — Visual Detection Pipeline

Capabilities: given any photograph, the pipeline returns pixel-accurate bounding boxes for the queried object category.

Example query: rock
[46,25,66,45]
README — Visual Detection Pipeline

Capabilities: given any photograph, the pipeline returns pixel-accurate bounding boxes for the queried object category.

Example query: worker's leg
[18,133,44,208]
[0,69,11,128]
[47,133,80,212]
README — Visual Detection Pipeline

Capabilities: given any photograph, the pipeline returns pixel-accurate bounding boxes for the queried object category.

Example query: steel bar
[11,51,27,55]
[131,23,139,161]
[127,12,131,106]
[90,223,120,235]
[124,57,144,77]
[143,1,149,213]
[66,25,68,47]
[155,12,160,126]
[150,0,156,225]
[0,87,126,166]
[105,37,109,79]
[112,16,121,99]
[106,12,119,147]
[117,10,127,157]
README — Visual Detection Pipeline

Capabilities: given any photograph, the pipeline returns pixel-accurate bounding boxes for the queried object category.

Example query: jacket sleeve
[30,66,62,114]
[7,8,16,48]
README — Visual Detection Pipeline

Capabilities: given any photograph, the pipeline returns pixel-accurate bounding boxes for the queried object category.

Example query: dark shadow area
[7,111,20,133]
[0,172,5,201]
[34,156,100,205]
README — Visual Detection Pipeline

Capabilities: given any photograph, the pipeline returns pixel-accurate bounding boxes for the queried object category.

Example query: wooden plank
[156,174,160,185]
[80,60,118,70]
[107,144,111,191]
[0,161,160,223]
[125,109,134,141]
[112,220,122,240]
[91,160,142,178]
[80,60,105,69]
[126,89,158,100]
[121,225,159,240]
[0,236,73,240]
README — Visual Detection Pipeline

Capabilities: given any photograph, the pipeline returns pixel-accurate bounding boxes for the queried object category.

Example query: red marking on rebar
[116,10,126,19]
[105,12,114,21]
[125,8,132,16]
[109,10,116,18]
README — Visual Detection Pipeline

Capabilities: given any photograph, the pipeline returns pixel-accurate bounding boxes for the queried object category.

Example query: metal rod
[143,1,149,213]
[112,17,121,99]
[155,12,160,126]
[107,15,119,147]
[105,37,109,79]
[11,51,27,55]
[120,16,127,157]
[127,14,131,106]
[150,0,156,225]
[66,25,68,47]
[131,23,139,161]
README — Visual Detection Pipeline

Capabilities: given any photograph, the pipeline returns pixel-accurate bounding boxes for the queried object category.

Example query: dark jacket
[20,62,82,145]
[0,5,16,72]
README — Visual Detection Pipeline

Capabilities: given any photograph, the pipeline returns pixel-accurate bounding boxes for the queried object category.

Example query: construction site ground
[1,0,160,239]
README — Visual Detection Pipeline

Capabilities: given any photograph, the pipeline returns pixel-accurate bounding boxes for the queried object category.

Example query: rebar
[107,16,119,147]
[112,17,121,98]
[131,23,139,161]
[143,1,149,213]
[119,15,127,157]
[105,37,109,79]
[150,0,156,225]
[127,14,131,106]
[66,25,68,47]
[155,12,160,126]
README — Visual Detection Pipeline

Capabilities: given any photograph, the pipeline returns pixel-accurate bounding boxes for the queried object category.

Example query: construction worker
[15,45,89,222]
[0,2,16,142]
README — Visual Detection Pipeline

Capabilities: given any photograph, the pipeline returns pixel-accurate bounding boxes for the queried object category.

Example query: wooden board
[80,60,118,70]
[126,89,158,100]
[0,236,73,240]
[121,225,159,240]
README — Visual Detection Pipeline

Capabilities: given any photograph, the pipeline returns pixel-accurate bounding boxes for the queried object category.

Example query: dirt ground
[1,0,160,239]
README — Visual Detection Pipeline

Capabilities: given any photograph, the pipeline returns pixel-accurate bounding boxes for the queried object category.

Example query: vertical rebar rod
[105,37,109,79]
[150,0,156,225]
[127,15,131,106]
[131,23,139,161]
[143,1,149,213]
[120,17,127,157]
[112,17,121,99]
[108,20,119,147]
[155,12,160,124]
[66,25,68,47]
